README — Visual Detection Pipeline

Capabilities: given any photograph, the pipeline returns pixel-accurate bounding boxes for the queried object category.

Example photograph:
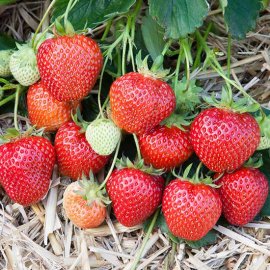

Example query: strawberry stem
[101,19,113,41]
[64,0,77,30]
[133,134,142,160]
[173,42,182,90]
[98,57,109,119]
[130,209,160,270]
[32,0,57,50]
[227,34,232,78]
[100,141,121,189]
[13,85,21,131]
[194,162,203,184]
[181,38,191,91]
[193,23,212,70]
[162,40,172,56]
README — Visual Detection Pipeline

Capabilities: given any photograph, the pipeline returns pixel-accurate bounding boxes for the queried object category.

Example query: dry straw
[1,0,270,269]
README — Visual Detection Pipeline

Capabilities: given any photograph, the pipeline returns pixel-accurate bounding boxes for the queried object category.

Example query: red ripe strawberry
[0,136,55,206]
[216,167,269,226]
[37,34,102,101]
[109,72,176,135]
[55,122,109,180]
[190,108,260,172]
[138,125,193,170]
[162,180,222,241]
[27,81,79,132]
[106,168,164,227]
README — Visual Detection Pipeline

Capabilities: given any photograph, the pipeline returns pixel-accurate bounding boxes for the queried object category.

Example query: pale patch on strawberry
[0,50,13,77]
[9,44,40,86]
[86,119,121,156]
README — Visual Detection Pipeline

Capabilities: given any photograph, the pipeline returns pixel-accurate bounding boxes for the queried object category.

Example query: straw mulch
[1,1,270,269]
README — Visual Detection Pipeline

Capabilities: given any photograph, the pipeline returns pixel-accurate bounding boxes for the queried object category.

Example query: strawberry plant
[0,0,270,269]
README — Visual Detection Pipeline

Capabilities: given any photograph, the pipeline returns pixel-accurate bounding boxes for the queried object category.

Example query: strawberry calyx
[54,17,76,37]
[75,172,110,207]
[71,108,89,133]
[0,126,44,143]
[173,78,204,114]
[173,163,219,188]
[116,156,164,176]
[162,112,194,131]
[136,51,170,80]
[244,155,263,169]
[203,86,260,114]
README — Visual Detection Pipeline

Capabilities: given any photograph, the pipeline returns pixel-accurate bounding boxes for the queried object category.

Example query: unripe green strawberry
[86,119,121,155]
[0,50,13,77]
[9,44,40,86]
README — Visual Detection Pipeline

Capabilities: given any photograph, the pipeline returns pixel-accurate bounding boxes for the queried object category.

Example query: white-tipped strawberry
[9,44,40,86]
[0,50,13,77]
[86,119,121,156]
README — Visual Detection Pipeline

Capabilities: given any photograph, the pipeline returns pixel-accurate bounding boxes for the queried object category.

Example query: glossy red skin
[0,136,55,206]
[55,122,109,180]
[190,108,260,172]
[138,125,193,170]
[109,72,176,135]
[27,81,79,132]
[106,168,164,227]
[162,180,222,241]
[37,35,103,101]
[216,168,269,226]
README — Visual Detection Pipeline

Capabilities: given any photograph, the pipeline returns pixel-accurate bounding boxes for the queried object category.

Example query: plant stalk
[99,141,121,189]
[32,0,57,49]
[133,134,142,160]
[13,85,21,131]
[130,209,160,270]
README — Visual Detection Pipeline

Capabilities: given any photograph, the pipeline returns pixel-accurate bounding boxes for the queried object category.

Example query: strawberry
[37,34,103,101]
[162,178,222,241]
[27,81,79,132]
[9,44,40,86]
[190,108,260,172]
[109,72,176,135]
[63,174,108,229]
[216,167,269,226]
[0,50,13,77]
[0,136,55,206]
[85,119,121,156]
[55,121,109,180]
[106,166,164,227]
[138,125,193,170]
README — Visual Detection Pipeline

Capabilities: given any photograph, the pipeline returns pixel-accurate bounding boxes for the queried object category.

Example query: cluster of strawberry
[0,30,268,243]
[107,71,268,241]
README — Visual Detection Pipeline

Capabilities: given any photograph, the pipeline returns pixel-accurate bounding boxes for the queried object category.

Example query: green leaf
[259,150,270,216]
[224,0,262,39]
[0,34,16,50]
[262,0,270,9]
[52,0,136,30]
[149,0,209,39]
[185,230,217,248]
[141,12,166,61]
[0,0,16,5]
